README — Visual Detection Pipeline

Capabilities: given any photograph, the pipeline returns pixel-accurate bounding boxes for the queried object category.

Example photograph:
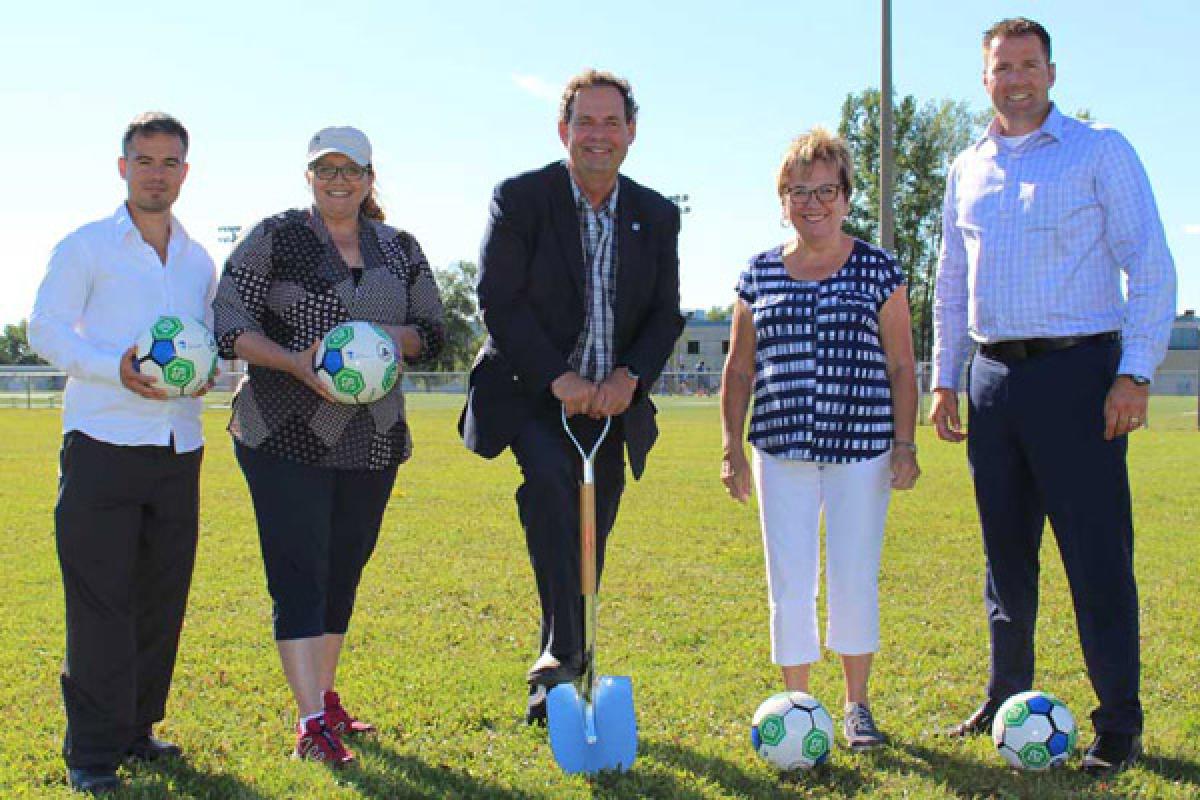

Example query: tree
[431,260,483,371]
[705,304,734,322]
[0,320,46,365]
[838,90,984,361]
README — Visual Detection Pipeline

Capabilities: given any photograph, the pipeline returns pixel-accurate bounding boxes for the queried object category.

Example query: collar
[111,203,189,252]
[308,206,373,243]
[566,164,619,217]
[981,103,1065,147]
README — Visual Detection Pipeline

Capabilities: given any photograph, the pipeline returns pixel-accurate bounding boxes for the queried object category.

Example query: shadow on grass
[345,738,537,799]
[1142,752,1200,786]
[121,757,273,799]
[594,738,875,799]
[895,740,1200,799]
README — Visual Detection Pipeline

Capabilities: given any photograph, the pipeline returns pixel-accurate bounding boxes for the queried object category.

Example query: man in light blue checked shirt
[930,17,1176,776]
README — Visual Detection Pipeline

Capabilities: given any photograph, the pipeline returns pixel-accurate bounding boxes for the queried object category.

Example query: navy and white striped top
[736,239,904,463]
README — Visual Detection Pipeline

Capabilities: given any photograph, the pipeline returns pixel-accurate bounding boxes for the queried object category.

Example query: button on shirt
[567,173,618,382]
[932,105,1176,389]
[29,205,217,452]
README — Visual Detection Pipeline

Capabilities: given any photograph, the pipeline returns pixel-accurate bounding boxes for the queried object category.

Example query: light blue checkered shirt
[932,105,1176,389]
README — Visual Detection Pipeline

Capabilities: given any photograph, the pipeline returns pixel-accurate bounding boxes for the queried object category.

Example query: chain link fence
[3,365,1198,430]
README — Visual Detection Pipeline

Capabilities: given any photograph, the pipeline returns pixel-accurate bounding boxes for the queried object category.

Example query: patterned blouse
[213,208,444,470]
[736,239,904,463]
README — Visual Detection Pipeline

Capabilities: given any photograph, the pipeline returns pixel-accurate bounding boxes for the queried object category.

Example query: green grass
[0,397,1197,798]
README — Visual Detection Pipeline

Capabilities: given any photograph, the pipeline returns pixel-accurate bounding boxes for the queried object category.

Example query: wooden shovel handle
[580,481,597,595]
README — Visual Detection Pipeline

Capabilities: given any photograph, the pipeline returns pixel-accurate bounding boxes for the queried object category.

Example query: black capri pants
[234,442,398,640]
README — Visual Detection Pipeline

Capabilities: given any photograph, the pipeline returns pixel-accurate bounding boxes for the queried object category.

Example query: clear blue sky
[3,0,1196,327]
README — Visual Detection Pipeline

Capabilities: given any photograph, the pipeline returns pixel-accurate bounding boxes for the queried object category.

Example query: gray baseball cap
[307,126,372,167]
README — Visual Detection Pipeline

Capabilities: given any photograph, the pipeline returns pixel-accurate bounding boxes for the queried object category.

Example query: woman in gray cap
[213,126,444,766]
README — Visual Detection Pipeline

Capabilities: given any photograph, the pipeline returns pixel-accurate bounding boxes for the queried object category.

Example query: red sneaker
[322,690,376,735]
[293,716,354,766]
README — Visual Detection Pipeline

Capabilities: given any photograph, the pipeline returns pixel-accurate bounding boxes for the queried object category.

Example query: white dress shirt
[29,205,217,452]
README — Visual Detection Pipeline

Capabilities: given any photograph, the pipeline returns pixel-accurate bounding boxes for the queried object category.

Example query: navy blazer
[458,161,684,479]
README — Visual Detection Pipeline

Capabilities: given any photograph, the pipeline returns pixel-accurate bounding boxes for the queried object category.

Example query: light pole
[880,0,895,253]
[667,193,693,391]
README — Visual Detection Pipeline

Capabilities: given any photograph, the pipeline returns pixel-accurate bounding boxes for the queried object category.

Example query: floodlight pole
[880,0,896,253]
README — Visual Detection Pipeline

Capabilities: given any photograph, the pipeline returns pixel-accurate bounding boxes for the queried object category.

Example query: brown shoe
[947,700,1000,737]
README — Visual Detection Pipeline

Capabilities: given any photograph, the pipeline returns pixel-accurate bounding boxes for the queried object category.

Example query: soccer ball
[751,691,834,771]
[992,690,1078,770]
[313,321,399,404]
[134,315,217,397]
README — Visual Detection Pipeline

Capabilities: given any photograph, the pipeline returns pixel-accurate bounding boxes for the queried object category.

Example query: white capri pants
[752,448,892,665]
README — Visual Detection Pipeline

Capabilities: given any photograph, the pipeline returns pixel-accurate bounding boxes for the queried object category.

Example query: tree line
[5,87,1005,371]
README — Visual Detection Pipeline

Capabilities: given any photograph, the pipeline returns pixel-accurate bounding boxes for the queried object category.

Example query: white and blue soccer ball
[134,315,217,397]
[992,690,1078,770]
[313,321,399,404]
[751,691,834,771]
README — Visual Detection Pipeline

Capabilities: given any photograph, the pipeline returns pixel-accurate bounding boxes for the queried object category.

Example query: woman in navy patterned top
[720,128,918,751]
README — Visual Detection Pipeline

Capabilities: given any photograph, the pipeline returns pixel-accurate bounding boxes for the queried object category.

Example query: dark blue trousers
[967,337,1142,734]
[234,442,397,641]
[511,411,625,670]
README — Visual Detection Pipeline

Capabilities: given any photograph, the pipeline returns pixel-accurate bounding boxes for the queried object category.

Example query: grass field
[1,397,1197,798]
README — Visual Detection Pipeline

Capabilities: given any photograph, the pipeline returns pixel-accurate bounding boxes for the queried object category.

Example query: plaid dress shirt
[568,174,619,382]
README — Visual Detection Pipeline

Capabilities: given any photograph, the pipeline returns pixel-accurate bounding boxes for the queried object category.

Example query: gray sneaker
[843,702,887,751]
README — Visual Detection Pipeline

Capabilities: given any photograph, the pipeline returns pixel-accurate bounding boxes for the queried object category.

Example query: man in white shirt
[29,112,216,795]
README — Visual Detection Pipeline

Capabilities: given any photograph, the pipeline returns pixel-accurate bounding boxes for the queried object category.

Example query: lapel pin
[631,222,641,231]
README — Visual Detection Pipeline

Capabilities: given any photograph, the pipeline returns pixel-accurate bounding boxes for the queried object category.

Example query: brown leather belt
[979,331,1119,363]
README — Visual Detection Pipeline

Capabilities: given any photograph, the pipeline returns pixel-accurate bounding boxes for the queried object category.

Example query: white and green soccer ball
[134,315,217,397]
[751,691,834,771]
[313,321,399,404]
[992,690,1078,770]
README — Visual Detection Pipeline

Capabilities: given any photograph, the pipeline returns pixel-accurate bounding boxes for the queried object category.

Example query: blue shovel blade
[546,676,637,774]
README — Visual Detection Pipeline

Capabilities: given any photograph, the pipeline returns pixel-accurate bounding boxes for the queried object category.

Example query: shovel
[546,406,637,774]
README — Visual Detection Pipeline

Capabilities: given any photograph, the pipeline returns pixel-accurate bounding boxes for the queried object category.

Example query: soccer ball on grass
[992,690,1078,770]
[751,691,834,771]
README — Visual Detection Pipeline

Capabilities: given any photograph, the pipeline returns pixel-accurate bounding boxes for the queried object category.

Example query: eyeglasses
[311,164,370,182]
[786,184,841,204]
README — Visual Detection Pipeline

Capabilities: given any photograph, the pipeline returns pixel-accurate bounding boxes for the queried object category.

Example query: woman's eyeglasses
[312,164,370,182]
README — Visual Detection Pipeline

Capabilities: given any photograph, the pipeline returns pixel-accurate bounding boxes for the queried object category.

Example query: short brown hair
[983,17,1052,62]
[122,111,189,157]
[776,127,854,199]
[559,69,638,125]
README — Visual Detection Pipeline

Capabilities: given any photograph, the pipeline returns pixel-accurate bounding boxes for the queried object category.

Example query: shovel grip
[580,481,597,596]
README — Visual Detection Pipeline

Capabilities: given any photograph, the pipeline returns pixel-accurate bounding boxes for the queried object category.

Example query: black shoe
[67,765,120,794]
[946,699,1000,737]
[126,735,182,762]
[1082,732,1142,776]
[525,660,582,726]
[526,683,550,726]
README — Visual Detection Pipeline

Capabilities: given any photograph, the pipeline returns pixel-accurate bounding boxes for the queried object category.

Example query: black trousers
[967,337,1142,734]
[234,442,397,641]
[56,431,201,768]
[511,411,625,670]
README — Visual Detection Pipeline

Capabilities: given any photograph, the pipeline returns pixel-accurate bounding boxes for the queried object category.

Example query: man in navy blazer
[460,69,683,723]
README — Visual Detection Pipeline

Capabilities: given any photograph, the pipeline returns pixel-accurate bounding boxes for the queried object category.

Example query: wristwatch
[1120,373,1151,386]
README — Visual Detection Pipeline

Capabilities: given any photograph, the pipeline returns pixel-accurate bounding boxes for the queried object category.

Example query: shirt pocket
[819,288,880,336]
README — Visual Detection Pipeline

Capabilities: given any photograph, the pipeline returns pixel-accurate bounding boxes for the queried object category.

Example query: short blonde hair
[776,127,854,199]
